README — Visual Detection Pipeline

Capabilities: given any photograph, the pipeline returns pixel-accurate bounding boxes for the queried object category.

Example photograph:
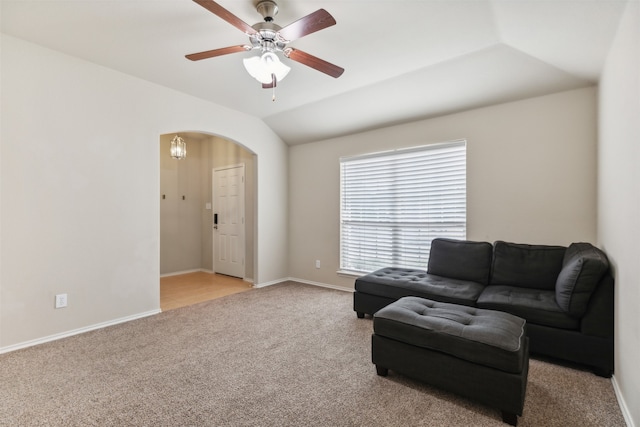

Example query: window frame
[339,140,467,275]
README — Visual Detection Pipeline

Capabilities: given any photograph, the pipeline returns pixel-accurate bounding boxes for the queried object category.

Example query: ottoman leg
[356,312,365,319]
[502,411,518,426]
[375,365,388,376]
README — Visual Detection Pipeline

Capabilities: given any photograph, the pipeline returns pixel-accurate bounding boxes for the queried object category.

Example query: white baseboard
[252,277,353,292]
[161,269,253,284]
[160,268,205,278]
[0,309,161,355]
[612,374,635,427]
[287,277,354,292]
[253,278,288,288]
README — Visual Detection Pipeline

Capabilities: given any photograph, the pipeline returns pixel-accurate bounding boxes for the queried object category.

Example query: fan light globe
[243,52,290,84]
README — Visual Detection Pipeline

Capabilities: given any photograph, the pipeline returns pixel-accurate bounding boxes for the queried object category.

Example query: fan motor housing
[250,22,287,52]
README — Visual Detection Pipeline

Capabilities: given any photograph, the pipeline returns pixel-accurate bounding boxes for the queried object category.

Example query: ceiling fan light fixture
[187,0,343,93]
[243,52,290,85]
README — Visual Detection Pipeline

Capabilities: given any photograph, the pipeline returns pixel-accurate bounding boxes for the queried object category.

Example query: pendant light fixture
[170,135,187,160]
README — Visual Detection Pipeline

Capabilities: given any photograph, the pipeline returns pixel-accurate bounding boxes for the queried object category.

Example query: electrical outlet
[55,293,68,309]
[315,260,321,269]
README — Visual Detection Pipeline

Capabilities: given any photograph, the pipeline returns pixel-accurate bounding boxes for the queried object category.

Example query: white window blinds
[340,140,466,273]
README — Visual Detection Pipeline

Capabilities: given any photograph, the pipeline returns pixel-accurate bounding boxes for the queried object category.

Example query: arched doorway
[159,132,257,310]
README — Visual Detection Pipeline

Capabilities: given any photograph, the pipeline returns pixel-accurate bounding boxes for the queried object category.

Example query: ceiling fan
[186,0,344,90]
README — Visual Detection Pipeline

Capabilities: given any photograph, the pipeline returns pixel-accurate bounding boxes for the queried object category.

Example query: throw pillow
[555,243,609,317]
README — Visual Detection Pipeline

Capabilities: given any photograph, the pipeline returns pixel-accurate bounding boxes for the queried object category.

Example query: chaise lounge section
[354,238,614,376]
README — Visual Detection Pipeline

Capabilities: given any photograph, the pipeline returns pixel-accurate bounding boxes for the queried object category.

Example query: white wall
[289,87,598,289]
[0,35,289,349]
[598,2,640,425]
[160,134,204,275]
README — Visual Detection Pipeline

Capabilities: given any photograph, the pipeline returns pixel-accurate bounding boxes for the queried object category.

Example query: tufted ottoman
[372,297,529,426]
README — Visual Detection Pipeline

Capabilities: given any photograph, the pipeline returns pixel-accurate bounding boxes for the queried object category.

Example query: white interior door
[213,165,245,278]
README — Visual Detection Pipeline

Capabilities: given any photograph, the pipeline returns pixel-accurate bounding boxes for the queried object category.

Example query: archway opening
[159,132,257,310]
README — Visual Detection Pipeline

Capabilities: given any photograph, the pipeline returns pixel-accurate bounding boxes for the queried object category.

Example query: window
[340,140,466,273]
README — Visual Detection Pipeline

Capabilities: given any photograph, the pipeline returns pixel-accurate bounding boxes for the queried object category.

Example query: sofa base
[353,291,395,318]
[527,324,613,377]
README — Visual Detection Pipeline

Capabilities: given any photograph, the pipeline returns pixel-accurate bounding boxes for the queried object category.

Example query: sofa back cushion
[490,241,566,290]
[555,242,609,317]
[427,238,493,285]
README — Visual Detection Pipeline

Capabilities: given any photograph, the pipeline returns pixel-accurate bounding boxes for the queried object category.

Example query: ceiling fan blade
[285,48,344,78]
[277,9,336,42]
[193,0,257,35]
[186,45,250,61]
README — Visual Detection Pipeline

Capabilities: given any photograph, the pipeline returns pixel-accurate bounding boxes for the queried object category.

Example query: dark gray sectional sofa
[354,238,614,376]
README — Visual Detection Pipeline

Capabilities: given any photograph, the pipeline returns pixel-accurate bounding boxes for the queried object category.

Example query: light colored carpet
[0,282,625,426]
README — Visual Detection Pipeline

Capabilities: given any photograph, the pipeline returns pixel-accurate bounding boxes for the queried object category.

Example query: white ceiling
[0,0,629,145]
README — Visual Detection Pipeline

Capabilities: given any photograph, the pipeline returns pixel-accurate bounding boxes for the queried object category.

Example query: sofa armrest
[555,243,609,317]
[580,273,614,338]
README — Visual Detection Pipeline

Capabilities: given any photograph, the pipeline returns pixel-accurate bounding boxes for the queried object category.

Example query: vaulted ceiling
[1,0,629,145]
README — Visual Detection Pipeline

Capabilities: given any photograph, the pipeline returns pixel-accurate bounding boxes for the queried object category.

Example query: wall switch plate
[315,260,321,269]
[55,293,68,309]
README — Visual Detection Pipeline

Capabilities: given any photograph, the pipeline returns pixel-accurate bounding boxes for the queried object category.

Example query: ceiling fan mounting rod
[256,0,278,22]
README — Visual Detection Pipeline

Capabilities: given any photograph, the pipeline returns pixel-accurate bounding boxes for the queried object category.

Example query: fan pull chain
[271,73,277,102]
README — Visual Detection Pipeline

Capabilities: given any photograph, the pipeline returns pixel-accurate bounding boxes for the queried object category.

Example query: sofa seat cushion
[556,243,609,317]
[374,297,527,373]
[478,286,579,330]
[491,241,566,290]
[355,267,484,306]
[427,238,493,285]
